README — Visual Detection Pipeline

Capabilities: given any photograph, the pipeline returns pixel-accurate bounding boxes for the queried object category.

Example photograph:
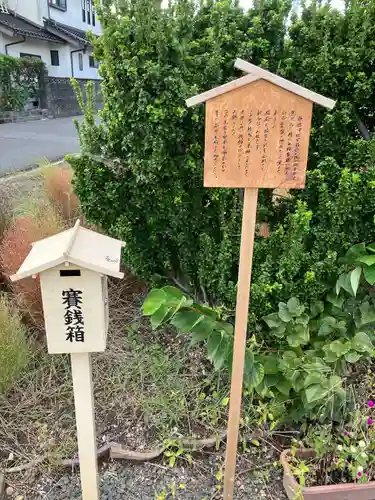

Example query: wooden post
[71,352,100,500]
[223,187,258,500]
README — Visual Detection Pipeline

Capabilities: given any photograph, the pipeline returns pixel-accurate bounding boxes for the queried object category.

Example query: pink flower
[367,418,373,425]
[368,401,375,408]
[333,457,339,464]
[358,471,363,478]
[344,431,349,436]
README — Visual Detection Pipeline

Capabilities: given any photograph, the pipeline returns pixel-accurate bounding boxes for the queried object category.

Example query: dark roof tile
[0,10,63,42]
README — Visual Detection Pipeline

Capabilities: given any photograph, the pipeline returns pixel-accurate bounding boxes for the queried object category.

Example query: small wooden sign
[204,79,313,188]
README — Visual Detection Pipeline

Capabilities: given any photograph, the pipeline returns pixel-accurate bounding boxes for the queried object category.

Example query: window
[78,52,83,71]
[81,0,85,21]
[92,9,95,26]
[82,0,95,25]
[87,0,91,24]
[50,50,59,66]
[49,0,67,11]
[89,55,99,68]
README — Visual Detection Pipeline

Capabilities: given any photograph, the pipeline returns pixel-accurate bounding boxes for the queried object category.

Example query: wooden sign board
[204,79,313,189]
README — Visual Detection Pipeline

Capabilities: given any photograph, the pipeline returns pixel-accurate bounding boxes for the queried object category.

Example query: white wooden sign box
[11,220,124,354]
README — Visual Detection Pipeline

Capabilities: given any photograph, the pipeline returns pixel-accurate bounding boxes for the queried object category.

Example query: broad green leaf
[162,286,184,299]
[295,313,310,326]
[220,322,234,335]
[359,255,375,266]
[171,310,204,333]
[363,265,375,286]
[207,330,223,362]
[329,339,351,357]
[326,292,344,309]
[350,267,362,297]
[310,301,324,318]
[287,324,310,347]
[304,372,323,387]
[279,302,293,322]
[287,297,305,317]
[277,378,293,396]
[352,332,373,353]
[305,384,326,404]
[193,303,218,320]
[326,375,342,392]
[190,317,216,343]
[359,302,375,326]
[142,289,167,315]
[151,304,172,329]
[272,324,287,338]
[344,243,367,264]
[345,351,361,363]
[263,312,283,328]
[336,272,355,296]
[244,361,264,390]
[367,243,375,253]
[318,316,336,336]
[262,355,280,374]
[212,336,230,371]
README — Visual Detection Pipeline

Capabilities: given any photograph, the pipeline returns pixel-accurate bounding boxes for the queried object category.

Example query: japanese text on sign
[62,288,85,343]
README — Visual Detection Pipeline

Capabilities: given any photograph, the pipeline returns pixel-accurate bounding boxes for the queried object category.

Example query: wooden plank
[71,352,100,500]
[63,219,81,259]
[235,58,336,110]
[185,74,259,107]
[223,187,258,500]
[204,79,313,189]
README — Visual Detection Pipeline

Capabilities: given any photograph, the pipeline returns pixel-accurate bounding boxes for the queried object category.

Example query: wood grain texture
[223,188,258,500]
[204,79,313,188]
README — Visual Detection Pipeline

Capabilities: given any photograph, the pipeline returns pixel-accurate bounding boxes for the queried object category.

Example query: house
[0,0,101,79]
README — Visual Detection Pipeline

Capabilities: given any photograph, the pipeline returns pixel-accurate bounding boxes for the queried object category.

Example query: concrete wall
[46,76,102,117]
[2,33,99,79]
[49,0,102,35]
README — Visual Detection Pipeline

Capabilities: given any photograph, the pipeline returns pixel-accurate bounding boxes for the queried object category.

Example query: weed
[0,294,30,394]
[43,164,80,223]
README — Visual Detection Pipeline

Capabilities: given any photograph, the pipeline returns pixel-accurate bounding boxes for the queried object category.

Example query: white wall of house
[49,0,102,35]
[7,0,48,26]
[2,34,99,78]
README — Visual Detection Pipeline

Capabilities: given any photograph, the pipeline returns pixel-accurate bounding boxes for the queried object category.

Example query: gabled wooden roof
[11,220,125,282]
[186,59,335,110]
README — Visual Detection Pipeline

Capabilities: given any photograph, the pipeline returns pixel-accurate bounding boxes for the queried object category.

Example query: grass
[43,165,80,223]
[0,294,30,394]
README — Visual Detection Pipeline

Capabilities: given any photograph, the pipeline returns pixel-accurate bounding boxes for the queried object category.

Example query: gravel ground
[8,449,287,500]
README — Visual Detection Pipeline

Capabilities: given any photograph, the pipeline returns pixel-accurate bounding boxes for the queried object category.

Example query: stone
[5,486,14,496]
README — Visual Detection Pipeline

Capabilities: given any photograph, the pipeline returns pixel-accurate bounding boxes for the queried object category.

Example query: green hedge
[69,0,375,325]
[0,54,45,111]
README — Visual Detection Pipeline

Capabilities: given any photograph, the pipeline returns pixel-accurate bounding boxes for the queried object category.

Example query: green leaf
[326,292,344,309]
[262,355,280,374]
[359,302,375,326]
[329,339,351,357]
[350,267,362,297]
[244,361,264,390]
[287,324,310,347]
[352,332,373,353]
[310,301,324,318]
[336,272,355,296]
[359,255,375,266]
[150,304,172,329]
[190,317,216,343]
[142,289,167,315]
[304,372,323,387]
[193,303,218,320]
[363,265,375,286]
[344,243,367,264]
[272,324,287,338]
[287,297,305,317]
[162,286,184,299]
[212,335,230,371]
[295,313,310,326]
[279,303,293,322]
[277,378,293,396]
[305,384,326,404]
[171,310,204,333]
[344,351,362,363]
[207,330,222,362]
[220,322,234,335]
[263,312,283,328]
[318,316,336,336]
[367,243,375,253]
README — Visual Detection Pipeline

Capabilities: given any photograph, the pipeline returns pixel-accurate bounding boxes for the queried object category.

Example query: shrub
[0,202,65,326]
[0,294,30,394]
[43,165,80,223]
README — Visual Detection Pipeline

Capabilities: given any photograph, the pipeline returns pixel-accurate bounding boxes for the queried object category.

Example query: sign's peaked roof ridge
[186,59,335,110]
[11,220,125,282]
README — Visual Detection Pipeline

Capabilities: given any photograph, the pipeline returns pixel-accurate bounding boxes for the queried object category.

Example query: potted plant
[280,405,375,499]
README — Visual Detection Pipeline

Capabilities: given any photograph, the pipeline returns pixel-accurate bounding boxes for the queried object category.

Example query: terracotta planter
[280,449,375,500]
